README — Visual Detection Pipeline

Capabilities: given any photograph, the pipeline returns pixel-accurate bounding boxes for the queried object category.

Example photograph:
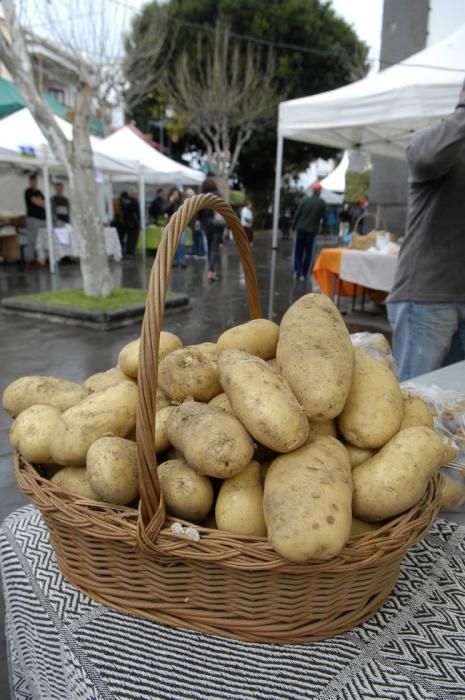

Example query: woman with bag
[199,177,224,282]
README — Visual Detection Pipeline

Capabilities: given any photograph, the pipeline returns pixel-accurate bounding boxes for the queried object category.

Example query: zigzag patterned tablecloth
[1,505,465,700]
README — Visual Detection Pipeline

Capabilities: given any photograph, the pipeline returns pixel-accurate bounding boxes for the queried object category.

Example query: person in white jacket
[240,201,254,243]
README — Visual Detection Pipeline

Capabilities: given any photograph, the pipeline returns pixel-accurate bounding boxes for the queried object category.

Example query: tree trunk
[70,83,114,297]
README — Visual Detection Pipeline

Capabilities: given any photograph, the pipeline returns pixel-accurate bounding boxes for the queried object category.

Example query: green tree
[125,0,368,215]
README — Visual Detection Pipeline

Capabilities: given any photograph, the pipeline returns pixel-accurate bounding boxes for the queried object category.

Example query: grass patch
[17,287,149,312]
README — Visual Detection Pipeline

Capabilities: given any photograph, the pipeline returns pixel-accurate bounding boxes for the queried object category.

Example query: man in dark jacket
[119,191,140,258]
[387,81,465,380]
[292,182,327,281]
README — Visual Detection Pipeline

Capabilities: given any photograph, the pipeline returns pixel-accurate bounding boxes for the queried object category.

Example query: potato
[218,350,309,453]
[50,467,102,501]
[49,381,138,467]
[441,441,459,464]
[83,367,136,393]
[118,339,140,378]
[440,470,465,511]
[352,426,444,521]
[264,436,352,562]
[119,331,183,378]
[87,437,139,505]
[10,404,62,464]
[345,444,376,469]
[155,406,175,453]
[276,293,354,421]
[3,376,88,417]
[400,392,434,430]
[167,401,254,478]
[156,388,172,410]
[338,349,403,449]
[187,342,218,365]
[158,348,222,402]
[307,419,337,441]
[158,458,213,523]
[351,518,379,536]
[215,461,267,537]
[217,319,279,360]
[209,392,234,414]
[267,358,278,371]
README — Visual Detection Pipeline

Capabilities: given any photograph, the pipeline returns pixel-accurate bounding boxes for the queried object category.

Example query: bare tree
[169,24,280,195]
[0,0,167,296]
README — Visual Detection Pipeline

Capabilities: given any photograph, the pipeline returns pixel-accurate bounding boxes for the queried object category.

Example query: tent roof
[319,151,349,192]
[0,108,141,176]
[279,24,465,158]
[98,125,204,185]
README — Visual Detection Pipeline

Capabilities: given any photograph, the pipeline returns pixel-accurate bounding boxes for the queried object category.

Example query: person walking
[24,173,46,264]
[292,182,327,281]
[387,81,465,381]
[199,177,224,282]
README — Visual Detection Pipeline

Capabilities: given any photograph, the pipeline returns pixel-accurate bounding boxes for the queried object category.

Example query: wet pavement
[0,231,390,693]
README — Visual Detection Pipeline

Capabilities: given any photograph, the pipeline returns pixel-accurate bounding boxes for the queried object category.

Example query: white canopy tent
[97,125,204,186]
[271,24,465,251]
[319,151,349,193]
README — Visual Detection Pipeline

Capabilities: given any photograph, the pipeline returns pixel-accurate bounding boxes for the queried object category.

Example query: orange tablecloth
[312,248,361,297]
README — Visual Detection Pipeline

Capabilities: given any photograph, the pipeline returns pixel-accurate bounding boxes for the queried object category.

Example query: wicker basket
[14,194,442,644]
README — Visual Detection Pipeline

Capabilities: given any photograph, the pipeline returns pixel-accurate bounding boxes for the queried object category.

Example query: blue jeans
[294,229,316,278]
[387,302,465,381]
[173,229,186,266]
[192,227,205,256]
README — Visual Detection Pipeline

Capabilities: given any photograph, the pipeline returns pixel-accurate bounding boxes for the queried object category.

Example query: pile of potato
[2,293,451,563]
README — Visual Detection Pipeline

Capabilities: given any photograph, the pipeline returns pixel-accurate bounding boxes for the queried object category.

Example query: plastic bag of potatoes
[2,296,449,562]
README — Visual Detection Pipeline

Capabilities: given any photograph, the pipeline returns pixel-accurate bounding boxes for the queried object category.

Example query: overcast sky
[18,0,384,72]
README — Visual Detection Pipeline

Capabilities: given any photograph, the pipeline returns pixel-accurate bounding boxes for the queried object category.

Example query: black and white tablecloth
[1,505,465,700]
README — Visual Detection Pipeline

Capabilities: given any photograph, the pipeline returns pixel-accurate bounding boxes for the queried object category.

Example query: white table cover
[36,226,122,263]
[1,505,465,700]
[340,249,398,292]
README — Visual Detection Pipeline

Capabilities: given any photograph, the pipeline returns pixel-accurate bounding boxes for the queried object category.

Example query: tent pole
[42,156,56,274]
[138,165,146,263]
[268,134,284,319]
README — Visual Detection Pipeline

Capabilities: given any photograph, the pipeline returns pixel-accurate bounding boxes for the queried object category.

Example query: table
[2,506,465,699]
[340,249,398,292]
[0,227,20,262]
[312,248,398,300]
[36,226,122,263]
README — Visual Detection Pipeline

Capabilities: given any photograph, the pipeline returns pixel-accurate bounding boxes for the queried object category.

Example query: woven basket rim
[15,454,442,573]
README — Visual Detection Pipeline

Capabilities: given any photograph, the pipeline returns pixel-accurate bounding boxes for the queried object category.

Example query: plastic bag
[350,332,396,372]
[401,382,465,512]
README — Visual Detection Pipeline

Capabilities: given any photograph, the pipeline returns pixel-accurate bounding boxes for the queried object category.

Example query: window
[47,88,65,105]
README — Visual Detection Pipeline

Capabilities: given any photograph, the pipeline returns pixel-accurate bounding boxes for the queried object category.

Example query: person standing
[292,182,327,281]
[149,188,166,223]
[240,200,254,244]
[387,82,465,381]
[199,177,224,282]
[164,188,185,268]
[51,182,71,225]
[119,191,140,259]
[24,173,46,263]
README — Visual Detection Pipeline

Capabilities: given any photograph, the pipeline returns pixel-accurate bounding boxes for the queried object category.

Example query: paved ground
[0,232,390,693]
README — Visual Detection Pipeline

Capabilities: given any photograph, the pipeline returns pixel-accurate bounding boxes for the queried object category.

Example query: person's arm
[407,101,465,181]
[30,195,45,208]
[292,201,303,229]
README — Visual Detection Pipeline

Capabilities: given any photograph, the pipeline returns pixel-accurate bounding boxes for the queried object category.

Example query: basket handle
[136,193,263,546]
[353,211,387,235]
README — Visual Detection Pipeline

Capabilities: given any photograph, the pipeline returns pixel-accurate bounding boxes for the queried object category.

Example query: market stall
[270,24,465,315]
[36,225,122,263]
